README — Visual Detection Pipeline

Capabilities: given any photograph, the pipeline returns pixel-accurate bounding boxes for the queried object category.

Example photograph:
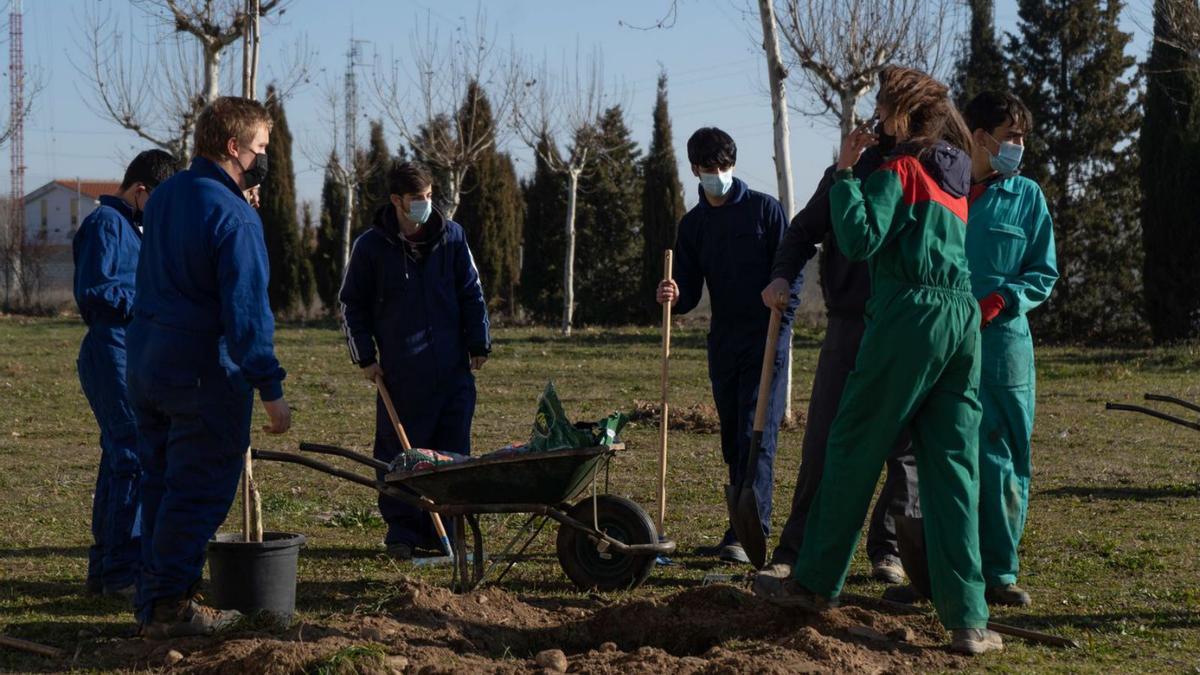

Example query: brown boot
[140,597,243,639]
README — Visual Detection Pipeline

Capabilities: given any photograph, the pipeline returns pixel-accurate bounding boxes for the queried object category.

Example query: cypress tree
[412,115,456,215]
[519,134,568,323]
[954,0,1010,107]
[1141,0,1200,342]
[574,105,643,325]
[495,152,524,314]
[640,73,686,323]
[313,154,350,312]
[297,201,317,311]
[1008,0,1144,341]
[259,86,303,316]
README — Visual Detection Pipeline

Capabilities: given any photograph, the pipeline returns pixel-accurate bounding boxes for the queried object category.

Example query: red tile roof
[52,180,122,201]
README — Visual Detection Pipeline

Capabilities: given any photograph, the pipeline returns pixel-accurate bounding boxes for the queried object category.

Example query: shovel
[726,308,783,569]
[375,375,453,560]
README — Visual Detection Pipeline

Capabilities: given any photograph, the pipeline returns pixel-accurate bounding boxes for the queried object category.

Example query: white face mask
[699,169,734,197]
[407,199,432,226]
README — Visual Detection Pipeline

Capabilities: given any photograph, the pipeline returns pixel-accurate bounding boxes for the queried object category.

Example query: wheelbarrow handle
[1144,393,1200,415]
[252,448,430,511]
[298,441,390,471]
[1105,403,1200,431]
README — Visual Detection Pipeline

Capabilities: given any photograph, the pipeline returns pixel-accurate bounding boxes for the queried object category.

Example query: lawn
[1,315,1198,673]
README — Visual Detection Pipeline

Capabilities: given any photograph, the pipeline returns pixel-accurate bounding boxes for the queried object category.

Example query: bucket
[207,531,305,624]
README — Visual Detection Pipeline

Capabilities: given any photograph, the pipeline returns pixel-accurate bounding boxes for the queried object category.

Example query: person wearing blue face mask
[657,127,800,564]
[339,160,491,560]
[962,91,1059,607]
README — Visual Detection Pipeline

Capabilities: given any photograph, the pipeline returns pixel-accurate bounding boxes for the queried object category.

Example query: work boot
[767,579,839,611]
[881,584,926,605]
[986,584,1031,607]
[85,577,104,595]
[752,562,792,599]
[949,628,1003,655]
[103,583,137,600]
[140,597,242,639]
[718,543,750,565]
[871,557,906,585]
[386,543,414,561]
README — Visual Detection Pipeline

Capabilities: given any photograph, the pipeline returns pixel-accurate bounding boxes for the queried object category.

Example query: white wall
[23,184,100,246]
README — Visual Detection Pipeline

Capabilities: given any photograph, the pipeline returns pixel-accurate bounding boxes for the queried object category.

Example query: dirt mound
[630,400,805,433]
[92,578,963,674]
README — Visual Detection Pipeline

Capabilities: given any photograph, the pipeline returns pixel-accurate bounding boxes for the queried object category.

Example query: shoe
[718,544,750,565]
[140,598,243,639]
[986,584,1031,607]
[950,628,1003,655]
[85,577,103,595]
[103,583,136,600]
[871,557,906,585]
[386,543,414,561]
[767,579,839,611]
[881,584,926,604]
[752,562,791,599]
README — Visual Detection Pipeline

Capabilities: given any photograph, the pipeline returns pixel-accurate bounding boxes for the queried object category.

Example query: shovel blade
[732,487,767,569]
[894,514,932,600]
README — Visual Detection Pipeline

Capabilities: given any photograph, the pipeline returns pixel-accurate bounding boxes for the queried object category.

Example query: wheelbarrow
[1106,393,1200,431]
[253,441,675,593]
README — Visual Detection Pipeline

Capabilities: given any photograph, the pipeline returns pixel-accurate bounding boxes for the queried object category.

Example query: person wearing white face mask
[961,91,1058,608]
[339,160,491,560]
[656,127,800,565]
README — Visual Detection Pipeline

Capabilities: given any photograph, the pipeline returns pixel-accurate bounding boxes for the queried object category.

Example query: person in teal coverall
[962,91,1059,608]
[776,66,1002,656]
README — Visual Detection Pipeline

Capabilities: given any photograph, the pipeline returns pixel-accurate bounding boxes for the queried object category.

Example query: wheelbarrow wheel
[556,495,657,592]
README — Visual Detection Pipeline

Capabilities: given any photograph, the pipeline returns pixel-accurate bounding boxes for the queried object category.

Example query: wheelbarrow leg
[469,514,485,588]
[452,515,469,593]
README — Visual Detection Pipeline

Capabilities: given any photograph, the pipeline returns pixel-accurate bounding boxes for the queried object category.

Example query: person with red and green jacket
[775,66,1000,656]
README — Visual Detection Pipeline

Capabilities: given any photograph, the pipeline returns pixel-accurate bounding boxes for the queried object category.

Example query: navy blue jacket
[73,195,140,326]
[673,177,799,352]
[339,205,490,389]
[133,156,286,401]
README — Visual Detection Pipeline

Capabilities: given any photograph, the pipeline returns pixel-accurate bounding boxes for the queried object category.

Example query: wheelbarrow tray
[385,444,621,507]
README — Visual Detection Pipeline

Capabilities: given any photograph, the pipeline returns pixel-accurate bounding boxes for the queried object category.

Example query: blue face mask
[699,169,734,198]
[987,133,1024,176]
[408,199,432,225]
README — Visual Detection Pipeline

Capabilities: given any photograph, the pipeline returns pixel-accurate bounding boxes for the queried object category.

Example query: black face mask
[874,120,897,154]
[240,152,269,190]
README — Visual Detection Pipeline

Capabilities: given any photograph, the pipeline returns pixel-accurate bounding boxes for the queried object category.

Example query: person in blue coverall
[73,149,177,598]
[339,160,491,561]
[656,127,800,565]
[127,97,291,638]
[962,91,1058,607]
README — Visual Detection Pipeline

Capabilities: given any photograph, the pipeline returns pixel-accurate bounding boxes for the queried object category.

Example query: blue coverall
[965,175,1058,588]
[339,205,490,550]
[73,194,143,593]
[672,177,800,542]
[126,157,286,622]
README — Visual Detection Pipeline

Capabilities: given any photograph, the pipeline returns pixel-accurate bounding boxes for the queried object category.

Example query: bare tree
[513,47,622,336]
[776,0,960,139]
[371,8,519,219]
[74,0,307,162]
[1154,0,1200,70]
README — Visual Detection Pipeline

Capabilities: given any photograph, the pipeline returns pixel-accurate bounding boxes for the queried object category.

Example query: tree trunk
[442,170,462,220]
[249,0,261,100]
[561,169,580,337]
[759,0,797,420]
[838,90,859,140]
[341,176,355,273]
[204,43,222,104]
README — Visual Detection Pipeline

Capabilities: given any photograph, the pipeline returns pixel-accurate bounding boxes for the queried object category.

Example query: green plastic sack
[527,382,592,452]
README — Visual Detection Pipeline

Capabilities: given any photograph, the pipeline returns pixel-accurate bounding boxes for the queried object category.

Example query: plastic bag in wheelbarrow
[487,381,629,458]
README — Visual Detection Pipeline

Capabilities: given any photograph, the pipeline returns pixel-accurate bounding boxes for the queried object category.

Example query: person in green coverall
[773,66,1001,656]
[962,91,1058,608]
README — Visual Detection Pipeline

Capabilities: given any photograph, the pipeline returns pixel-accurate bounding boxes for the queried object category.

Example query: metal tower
[9,0,23,239]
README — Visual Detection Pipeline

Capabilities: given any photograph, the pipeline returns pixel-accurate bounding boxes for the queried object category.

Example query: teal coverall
[792,143,989,630]
[965,175,1059,588]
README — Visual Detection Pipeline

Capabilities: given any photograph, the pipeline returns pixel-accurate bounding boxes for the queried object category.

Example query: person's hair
[963,91,1034,136]
[387,160,433,196]
[120,149,177,190]
[877,66,974,156]
[193,96,273,160]
[686,127,737,168]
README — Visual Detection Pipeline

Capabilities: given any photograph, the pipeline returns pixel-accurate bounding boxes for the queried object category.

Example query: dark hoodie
[338,204,491,395]
[828,140,974,293]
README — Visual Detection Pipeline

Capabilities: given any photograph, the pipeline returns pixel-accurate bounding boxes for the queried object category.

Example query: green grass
[1,316,1199,672]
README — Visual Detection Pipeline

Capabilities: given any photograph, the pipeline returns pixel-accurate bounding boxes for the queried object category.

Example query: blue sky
[21,0,1151,211]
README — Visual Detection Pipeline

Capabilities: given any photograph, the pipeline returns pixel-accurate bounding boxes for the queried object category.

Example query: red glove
[979,292,1006,328]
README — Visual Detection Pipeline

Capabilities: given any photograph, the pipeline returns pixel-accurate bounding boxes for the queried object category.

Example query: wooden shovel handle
[657,249,673,536]
[752,310,783,434]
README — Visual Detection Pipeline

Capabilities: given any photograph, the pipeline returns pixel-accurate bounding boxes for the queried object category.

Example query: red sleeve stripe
[879,155,968,223]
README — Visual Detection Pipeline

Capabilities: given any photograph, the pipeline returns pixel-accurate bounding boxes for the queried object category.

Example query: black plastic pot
[207,532,305,624]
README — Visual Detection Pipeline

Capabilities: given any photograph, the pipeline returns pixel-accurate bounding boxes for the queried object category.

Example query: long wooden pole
[375,376,452,557]
[657,250,673,537]
[242,446,252,541]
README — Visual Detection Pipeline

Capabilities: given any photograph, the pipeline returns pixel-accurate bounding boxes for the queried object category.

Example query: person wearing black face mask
[72,149,176,600]
[753,109,919,597]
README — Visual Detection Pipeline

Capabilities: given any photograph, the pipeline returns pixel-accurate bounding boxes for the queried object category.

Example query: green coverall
[792,150,989,630]
[965,175,1059,588]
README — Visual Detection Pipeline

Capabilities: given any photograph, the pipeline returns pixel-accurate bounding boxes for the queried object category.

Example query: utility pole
[6,0,24,307]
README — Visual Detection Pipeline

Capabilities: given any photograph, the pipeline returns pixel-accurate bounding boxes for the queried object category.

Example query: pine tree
[954,0,1010,107]
[640,73,686,324]
[519,134,568,323]
[495,152,524,314]
[259,86,304,316]
[1141,0,1200,342]
[313,154,350,312]
[412,115,456,215]
[297,201,317,311]
[574,105,644,325]
[1008,0,1144,341]
[356,120,405,230]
